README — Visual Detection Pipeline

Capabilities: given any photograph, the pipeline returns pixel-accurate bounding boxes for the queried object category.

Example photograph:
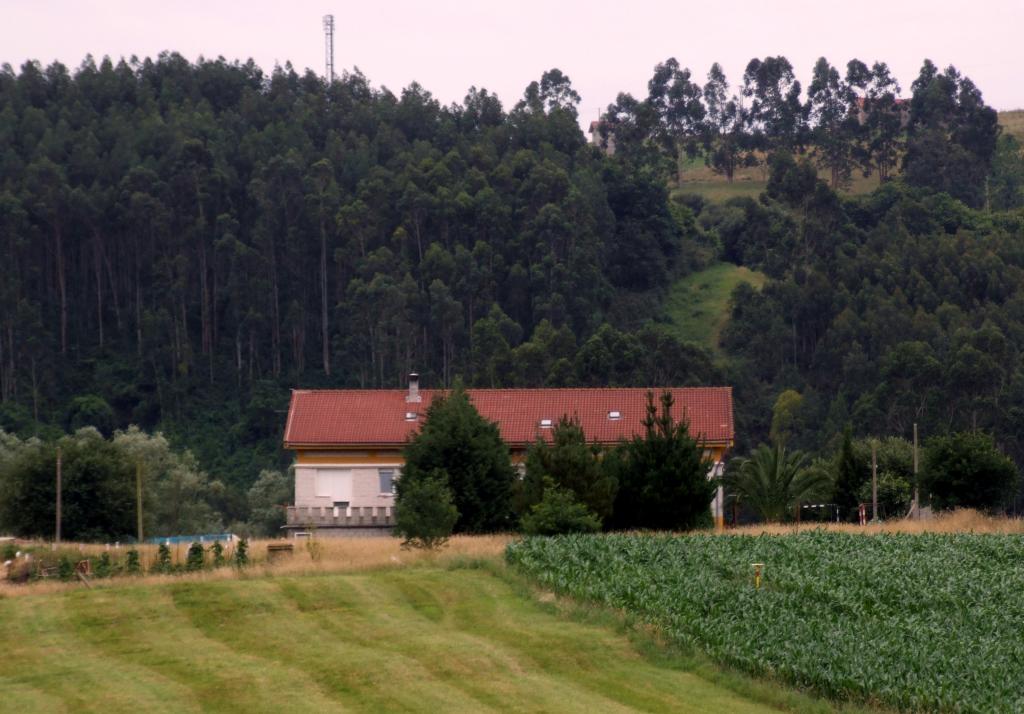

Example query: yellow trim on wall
[295,451,403,465]
[294,443,730,466]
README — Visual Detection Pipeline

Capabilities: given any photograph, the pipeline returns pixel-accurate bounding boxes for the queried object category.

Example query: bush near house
[924,431,1018,511]
[520,479,601,536]
[394,470,459,549]
[400,386,515,533]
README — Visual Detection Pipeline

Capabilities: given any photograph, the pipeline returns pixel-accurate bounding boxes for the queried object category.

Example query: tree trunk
[93,230,104,348]
[103,248,122,331]
[268,244,281,377]
[320,214,330,375]
[55,225,67,354]
[30,357,38,422]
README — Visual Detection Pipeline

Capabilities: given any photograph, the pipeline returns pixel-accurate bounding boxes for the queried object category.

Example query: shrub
[394,469,459,549]
[520,482,601,536]
[154,543,172,573]
[210,541,225,568]
[58,555,74,580]
[125,549,141,574]
[186,542,205,571]
[235,538,249,567]
[95,552,113,578]
[518,417,615,524]
[1,543,16,561]
[924,431,1018,511]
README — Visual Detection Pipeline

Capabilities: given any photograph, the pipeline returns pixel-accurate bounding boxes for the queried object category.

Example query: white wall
[295,464,400,510]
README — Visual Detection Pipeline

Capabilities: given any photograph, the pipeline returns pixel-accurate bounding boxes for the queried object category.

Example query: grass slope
[1000,109,1024,141]
[664,262,766,351]
[0,564,794,713]
[672,153,879,204]
[675,109,1022,203]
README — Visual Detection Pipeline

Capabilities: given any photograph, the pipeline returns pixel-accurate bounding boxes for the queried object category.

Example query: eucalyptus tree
[701,63,751,182]
[846,60,904,182]
[807,57,858,189]
[646,58,706,183]
[903,60,1000,208]
[742,56,807,155]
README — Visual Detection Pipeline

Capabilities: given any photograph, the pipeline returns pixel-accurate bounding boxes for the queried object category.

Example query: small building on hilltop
[588,120,616,155]
[283,374,734,536]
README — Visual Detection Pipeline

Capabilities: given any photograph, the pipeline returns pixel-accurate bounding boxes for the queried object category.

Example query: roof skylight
[539,418,553,428]
[608,410,622,420]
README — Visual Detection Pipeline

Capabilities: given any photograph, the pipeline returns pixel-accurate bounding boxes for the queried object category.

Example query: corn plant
[507,532,1024,713]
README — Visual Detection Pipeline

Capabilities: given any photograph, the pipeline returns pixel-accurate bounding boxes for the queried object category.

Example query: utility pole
[913,423,920,519]
[55,446,62,544]
[871,440,878,522]
[136,461,144,543]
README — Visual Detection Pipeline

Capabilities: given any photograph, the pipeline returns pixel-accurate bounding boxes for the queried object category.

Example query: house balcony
[285,505,396,529]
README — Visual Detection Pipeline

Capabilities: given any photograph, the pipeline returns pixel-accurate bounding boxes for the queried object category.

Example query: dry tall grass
[5,511,1022,597]
[725,509,1024,536]
[0,534,512,599]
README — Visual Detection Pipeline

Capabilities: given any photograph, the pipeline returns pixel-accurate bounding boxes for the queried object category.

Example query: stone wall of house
[294,465,399,511]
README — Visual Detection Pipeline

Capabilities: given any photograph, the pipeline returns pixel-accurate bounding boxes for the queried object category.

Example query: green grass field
[664,262,766,351]
[0,562,853,713]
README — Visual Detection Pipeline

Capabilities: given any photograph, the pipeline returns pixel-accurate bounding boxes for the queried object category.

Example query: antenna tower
[323,14,335,84]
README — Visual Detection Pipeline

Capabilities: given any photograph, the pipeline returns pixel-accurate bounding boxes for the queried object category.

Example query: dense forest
[1,52,1023,523]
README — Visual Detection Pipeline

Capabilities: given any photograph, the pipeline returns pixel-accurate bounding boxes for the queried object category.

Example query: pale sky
[4,0,1022,123]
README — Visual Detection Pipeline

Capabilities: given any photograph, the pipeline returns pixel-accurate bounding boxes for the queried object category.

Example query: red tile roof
[284,387,733,449]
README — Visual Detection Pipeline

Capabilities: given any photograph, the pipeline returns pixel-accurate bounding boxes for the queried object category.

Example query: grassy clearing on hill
[673,109,1022,203]
[672,153,880,204]
[0,559,861,714]
[664,262,767,351]
[1000,109,1024,141]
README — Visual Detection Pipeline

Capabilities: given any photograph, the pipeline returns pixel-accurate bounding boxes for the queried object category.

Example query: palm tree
[724,443,833,523]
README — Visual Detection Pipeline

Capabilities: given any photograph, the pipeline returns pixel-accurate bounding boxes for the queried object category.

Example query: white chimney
[406,372,421,403]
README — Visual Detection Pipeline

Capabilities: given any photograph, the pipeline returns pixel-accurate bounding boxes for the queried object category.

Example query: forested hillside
[0,55,717,517]
[1,52,1023,519]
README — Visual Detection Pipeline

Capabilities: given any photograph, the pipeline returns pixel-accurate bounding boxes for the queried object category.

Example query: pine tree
[607,391,714,531]
[834,425,866,521]
[518,416,616,524]
[400,384,515,533]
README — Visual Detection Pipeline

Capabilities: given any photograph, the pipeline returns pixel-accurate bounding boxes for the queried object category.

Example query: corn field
[506,532,1024,712]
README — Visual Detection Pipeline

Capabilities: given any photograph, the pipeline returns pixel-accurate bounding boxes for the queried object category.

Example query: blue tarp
[145,533,236,545]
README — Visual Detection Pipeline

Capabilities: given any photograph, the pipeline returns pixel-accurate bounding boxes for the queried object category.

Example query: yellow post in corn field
[751,563,764,590]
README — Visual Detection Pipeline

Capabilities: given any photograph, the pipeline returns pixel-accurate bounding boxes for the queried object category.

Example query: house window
[608,410,622,420]
[315,469,352,501]
[379,469,396,496]
[539,418,553,428]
